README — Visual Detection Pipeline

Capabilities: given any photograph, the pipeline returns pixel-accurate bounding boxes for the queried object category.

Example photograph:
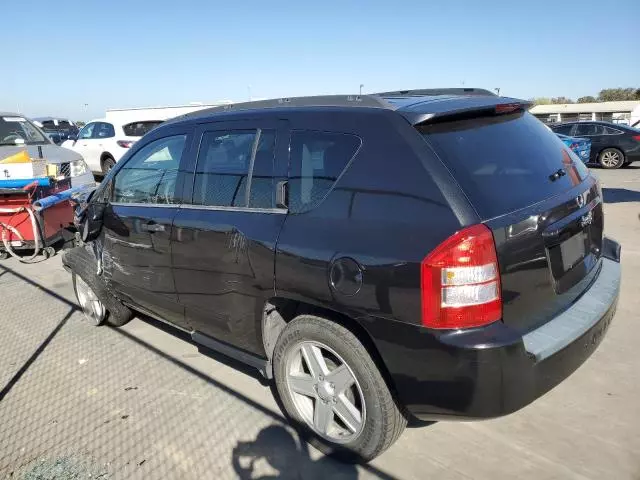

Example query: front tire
[71,271,132,327]
[273,315,406,462]
[599,148,625,169]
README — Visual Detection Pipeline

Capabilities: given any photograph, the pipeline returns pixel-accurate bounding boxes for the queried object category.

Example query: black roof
[167,88,526,127]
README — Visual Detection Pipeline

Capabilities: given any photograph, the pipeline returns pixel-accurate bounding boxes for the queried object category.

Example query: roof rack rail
[374,88,497,97]
[187,95,391,117]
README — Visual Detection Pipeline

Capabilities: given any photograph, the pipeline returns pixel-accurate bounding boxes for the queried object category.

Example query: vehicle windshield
[0,116,49,146]
[40,120,75,132]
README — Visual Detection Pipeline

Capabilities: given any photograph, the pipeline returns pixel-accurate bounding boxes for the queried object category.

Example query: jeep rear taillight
[421,224,502,329]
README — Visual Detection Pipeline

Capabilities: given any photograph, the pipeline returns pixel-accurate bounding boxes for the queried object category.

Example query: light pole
[359,84,364,96]
[494,88,501,96]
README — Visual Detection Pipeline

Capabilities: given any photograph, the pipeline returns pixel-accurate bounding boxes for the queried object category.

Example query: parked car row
[60,119,163,175]
[550,121,640,169]
[0,114,94,188]
[32,117,79,145]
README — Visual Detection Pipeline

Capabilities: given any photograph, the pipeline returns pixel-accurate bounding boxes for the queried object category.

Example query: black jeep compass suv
[63,89,621,462]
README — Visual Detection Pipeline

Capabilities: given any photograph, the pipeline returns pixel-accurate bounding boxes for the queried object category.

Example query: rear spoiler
[399,96,532,125]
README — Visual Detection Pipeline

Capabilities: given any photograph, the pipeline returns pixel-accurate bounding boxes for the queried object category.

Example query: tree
[577,96,597,103]
[530,97,552,105]
[75,121,85,127]
[598,88,640,102]
[551,97,574,104]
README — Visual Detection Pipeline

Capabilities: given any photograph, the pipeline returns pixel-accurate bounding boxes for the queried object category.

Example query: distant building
[104,101,232,124]
[530,101,640,126]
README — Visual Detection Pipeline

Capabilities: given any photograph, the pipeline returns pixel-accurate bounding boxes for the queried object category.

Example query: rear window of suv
[123,121,163,137]
[418,112,589,219]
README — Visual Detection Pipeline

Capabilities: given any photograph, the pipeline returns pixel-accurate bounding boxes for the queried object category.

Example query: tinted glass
[248,130,276,208]
[123,121,163,137]
[194,130,255,207]
[418,112,588,219]
[551,124,573,135]
[95,122,115,138]
[574,123,604,136]
[113,135,185,204]
[78,123,95,139]
[289,131,361,213]
[603,126,623,135]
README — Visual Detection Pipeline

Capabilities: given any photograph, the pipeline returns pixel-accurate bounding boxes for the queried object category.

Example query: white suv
[61,119,162,174]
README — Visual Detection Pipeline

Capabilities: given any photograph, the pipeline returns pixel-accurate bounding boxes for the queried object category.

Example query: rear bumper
[364,240,621,420]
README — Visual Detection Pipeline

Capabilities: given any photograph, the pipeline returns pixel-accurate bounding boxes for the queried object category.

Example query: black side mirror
[79,202,106,243]
[72,188,106,243]
[68,134,78,142]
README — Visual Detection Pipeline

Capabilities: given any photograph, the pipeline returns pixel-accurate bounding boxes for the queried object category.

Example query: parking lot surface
[1,168,639,480]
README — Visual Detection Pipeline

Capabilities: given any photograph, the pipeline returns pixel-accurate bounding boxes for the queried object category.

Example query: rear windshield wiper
[549,168,566,182]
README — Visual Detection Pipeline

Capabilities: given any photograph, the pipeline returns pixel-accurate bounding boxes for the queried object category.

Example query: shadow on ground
[231,425,358,479]
[602,187,640,204]
[0,263,397,479]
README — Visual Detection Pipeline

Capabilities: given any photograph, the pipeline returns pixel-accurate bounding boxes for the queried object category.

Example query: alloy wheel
[601,150,621,168]
[285,341,366,443]
[74,276,106,325]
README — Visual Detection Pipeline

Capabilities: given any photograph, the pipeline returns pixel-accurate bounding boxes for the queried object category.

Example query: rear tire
[598,148,624,169]
[273,315,406,462]
[101,156,116,175]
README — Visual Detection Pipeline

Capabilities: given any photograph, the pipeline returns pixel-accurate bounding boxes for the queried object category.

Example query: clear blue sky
[2,0,637,121]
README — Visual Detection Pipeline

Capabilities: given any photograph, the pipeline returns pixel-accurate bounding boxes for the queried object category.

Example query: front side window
[78,123,96,139]
[288,131,361,213]
[94,122,115,138]
[193,129,276,208]
[113,135,186,204]
[551,124,573,135]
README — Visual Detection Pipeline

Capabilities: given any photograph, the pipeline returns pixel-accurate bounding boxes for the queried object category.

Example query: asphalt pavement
[0,167,639,479]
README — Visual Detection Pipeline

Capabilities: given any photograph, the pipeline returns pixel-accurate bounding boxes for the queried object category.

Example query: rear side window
[574,123,604,136]
[123,121,163,137]
[193,129,276,208]
[603,126,623,135]
[289,131,361,213]
[418,112,589,219]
